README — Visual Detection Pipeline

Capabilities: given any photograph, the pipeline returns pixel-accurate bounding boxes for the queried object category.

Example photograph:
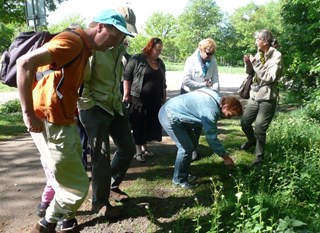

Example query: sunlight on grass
[0,82,16,92]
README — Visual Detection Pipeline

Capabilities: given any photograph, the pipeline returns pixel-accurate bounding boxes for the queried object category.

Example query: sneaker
[143,149,155,157]
[110,187,129,202]
[240,141,256,150]
[59,219,80,233]
[188,174,197,182]
[134,153,146,162]
[36,202,49,218]
[191,151,198,161]
[172,180,194,189]
[32,221,56,233]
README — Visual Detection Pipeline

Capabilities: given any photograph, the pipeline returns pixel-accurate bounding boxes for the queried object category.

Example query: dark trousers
[241,99,277,157]
[80,106,135,206]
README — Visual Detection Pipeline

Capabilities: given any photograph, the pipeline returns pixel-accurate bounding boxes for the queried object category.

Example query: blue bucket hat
[94,9,134,37]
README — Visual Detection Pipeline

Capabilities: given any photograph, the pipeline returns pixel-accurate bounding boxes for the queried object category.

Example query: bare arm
[122,79,131,103]
[16,47,52,132]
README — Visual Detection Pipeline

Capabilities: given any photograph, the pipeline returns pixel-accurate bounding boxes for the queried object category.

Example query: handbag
[237,74,254,99]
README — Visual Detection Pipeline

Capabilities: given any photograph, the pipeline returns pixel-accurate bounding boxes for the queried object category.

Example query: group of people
[15,2,282,231]
[160,29,283,189]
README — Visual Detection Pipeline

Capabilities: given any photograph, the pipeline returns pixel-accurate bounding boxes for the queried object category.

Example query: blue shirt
[163,88,227,156]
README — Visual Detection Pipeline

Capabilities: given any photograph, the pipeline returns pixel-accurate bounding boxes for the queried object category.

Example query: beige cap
[116,6,138,34]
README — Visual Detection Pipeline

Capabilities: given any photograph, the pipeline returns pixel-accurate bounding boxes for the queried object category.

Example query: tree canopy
[1,0,319,100]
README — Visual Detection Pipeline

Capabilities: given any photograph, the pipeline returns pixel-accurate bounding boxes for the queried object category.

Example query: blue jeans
[158,107,200,184]
[80,106,135,207]
[241,98,277,157]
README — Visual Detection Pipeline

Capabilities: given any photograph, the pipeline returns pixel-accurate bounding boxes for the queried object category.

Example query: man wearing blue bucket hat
[17,8,133,233]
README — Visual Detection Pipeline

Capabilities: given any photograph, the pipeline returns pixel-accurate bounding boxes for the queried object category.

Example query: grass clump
[0,99,25,140]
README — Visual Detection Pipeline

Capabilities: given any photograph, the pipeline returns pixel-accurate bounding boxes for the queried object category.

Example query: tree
[0,0,68,53]
[225,1,283,66]
[1,0,67,24]
[176,0,223,60]
[128,12,180,62]
[279,0,320,97]
[48,13,86,33]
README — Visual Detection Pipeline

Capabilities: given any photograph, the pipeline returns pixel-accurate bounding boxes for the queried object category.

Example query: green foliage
[279,0,320,97]
[0,0,25,24]
[0,99,21,113]
[0,100,24,140]
[0,0,69,53]
[48,13,86,33]
[139,12,180,62]
[176,0,223,59]
[0,23,16,52]
[0,83,16,92]
[1,0,67,24]
[304,88,320,122]
[228,1,283,66]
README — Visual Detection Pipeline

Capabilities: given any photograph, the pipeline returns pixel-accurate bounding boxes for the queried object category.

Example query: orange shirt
[32,29,92,125]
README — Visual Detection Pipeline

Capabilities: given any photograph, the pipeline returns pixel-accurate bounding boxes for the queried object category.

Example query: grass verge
[0,99,25,140]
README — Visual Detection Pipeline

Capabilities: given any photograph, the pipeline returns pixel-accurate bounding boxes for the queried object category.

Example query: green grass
[0,99,25,140]
[0,82,16,92]
[121,110,320,232]
[1,72,319,232]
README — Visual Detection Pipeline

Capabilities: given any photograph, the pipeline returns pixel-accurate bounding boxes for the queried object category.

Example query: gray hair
[255,29,280,48]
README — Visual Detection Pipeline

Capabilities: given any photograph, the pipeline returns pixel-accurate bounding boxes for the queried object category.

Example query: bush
[304,88,320,122]
[0,99,21,114]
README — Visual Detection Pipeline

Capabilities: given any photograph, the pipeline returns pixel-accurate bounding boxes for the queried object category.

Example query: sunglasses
[205,51,214,56]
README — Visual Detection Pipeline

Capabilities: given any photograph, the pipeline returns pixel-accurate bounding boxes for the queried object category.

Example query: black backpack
[0,30,81,88]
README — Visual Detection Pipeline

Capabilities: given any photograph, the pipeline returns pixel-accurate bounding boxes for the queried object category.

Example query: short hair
[198,38,217,53]
[221,96,243,116]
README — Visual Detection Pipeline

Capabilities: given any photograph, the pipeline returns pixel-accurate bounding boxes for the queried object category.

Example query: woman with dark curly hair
[123,38,167,162]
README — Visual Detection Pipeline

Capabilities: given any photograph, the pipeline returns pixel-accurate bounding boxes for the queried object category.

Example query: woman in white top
[181,38,220,94]
[180,38,220,161]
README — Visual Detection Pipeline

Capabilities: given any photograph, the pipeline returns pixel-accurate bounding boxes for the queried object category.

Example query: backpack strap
[35,30,83,81]
[35,30,83,99]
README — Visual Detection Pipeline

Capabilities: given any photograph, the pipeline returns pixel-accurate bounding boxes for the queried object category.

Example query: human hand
[23,113,44,133]
[205,79,212,87]
[243,54,252,64]
[122,95,130,103]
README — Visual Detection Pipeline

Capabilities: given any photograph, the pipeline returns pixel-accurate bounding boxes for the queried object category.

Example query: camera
[251,84,260,92]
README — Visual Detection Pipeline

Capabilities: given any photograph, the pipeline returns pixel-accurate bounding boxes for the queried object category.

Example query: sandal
[143,149,155,157]
[134,153,146,162]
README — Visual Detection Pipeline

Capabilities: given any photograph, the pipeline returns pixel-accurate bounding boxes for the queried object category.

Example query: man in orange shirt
[16,9,133,233]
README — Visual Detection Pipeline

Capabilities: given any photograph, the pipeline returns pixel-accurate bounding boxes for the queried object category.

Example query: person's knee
[241,118,251,129]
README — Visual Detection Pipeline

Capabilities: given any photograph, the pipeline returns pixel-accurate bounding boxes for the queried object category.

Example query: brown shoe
[32,222,56,233]
[110,187,129,202]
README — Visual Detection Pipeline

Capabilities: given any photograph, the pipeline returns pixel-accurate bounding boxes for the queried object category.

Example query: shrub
[0,99,21,113]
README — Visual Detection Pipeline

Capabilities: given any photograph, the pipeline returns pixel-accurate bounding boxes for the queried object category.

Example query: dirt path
[0,72,246,233]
